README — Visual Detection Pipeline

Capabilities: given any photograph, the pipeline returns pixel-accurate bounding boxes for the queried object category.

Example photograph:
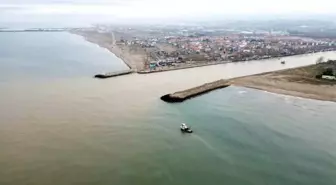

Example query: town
[73,24,336,73]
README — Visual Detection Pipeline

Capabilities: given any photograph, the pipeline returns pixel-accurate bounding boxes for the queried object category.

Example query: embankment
[161,79,231,103]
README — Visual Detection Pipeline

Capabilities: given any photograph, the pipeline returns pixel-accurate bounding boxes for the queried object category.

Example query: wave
[238,90,247,94]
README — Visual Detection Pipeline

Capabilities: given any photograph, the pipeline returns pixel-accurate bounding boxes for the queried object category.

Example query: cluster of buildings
[111,26,336,70]
[164,35,336,62]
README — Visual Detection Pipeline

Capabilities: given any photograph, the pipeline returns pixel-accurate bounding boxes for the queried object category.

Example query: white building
[322,75,336,80]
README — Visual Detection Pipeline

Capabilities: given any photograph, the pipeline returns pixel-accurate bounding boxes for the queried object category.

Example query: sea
[0,32,336,185]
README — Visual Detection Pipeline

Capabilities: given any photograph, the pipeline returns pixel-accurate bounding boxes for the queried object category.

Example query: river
[0,32,335,185]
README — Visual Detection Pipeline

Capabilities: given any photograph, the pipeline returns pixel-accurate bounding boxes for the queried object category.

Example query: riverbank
[138,61,230,74]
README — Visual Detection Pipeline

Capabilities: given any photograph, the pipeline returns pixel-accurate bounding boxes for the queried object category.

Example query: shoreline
[232,67,336,102]
[161,64,336,103]
[70,31,137,71]
[234,84,335,102]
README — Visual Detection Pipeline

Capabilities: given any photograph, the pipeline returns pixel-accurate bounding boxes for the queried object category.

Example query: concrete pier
[161,79,231,102]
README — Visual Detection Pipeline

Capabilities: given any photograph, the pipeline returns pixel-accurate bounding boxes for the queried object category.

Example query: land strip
[232,63,336,102]
[162,62,336,103]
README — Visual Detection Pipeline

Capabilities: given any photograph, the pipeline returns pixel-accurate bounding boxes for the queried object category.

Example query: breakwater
[94,70,133,79]
[161,79,231,102]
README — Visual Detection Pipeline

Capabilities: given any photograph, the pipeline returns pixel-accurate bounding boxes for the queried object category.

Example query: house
[322,75,336,80]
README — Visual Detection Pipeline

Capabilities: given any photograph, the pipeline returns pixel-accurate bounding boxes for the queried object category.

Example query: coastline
[70,30,139,71]
[232,66,336,102]
[162,64,336,103]
[235,84,336,102]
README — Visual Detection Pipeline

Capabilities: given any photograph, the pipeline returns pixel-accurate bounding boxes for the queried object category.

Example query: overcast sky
[1,0,336,24]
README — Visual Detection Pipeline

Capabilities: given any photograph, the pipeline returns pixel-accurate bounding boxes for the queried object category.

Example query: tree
[322,68,334,76]
[316,56,324,64]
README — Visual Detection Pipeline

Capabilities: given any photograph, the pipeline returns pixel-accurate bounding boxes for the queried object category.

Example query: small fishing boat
[281,61,286,64]
[180,123,193,133]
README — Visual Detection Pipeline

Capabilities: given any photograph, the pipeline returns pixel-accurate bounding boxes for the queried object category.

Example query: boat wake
[192,135,229,162]
[193,135,217,152]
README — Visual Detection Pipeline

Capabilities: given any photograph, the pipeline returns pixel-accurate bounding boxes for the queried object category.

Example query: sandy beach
[232,64,336,102]
[71,30,145,71]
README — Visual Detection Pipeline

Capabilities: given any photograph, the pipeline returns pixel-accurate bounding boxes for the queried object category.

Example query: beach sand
[232,65,336,102]
[71,30,145,71]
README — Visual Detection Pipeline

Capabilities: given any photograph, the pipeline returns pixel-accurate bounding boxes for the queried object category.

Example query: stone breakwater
[94,70,133,79]
[161,79,231,103]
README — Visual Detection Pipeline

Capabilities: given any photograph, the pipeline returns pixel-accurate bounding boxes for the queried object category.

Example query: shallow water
[0,32,335,185]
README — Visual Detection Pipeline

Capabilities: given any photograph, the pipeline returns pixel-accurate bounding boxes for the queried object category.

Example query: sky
[0,0,336,25]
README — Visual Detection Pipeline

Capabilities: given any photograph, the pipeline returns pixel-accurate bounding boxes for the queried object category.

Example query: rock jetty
[94,70,133,79]
[161,79,231,103]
